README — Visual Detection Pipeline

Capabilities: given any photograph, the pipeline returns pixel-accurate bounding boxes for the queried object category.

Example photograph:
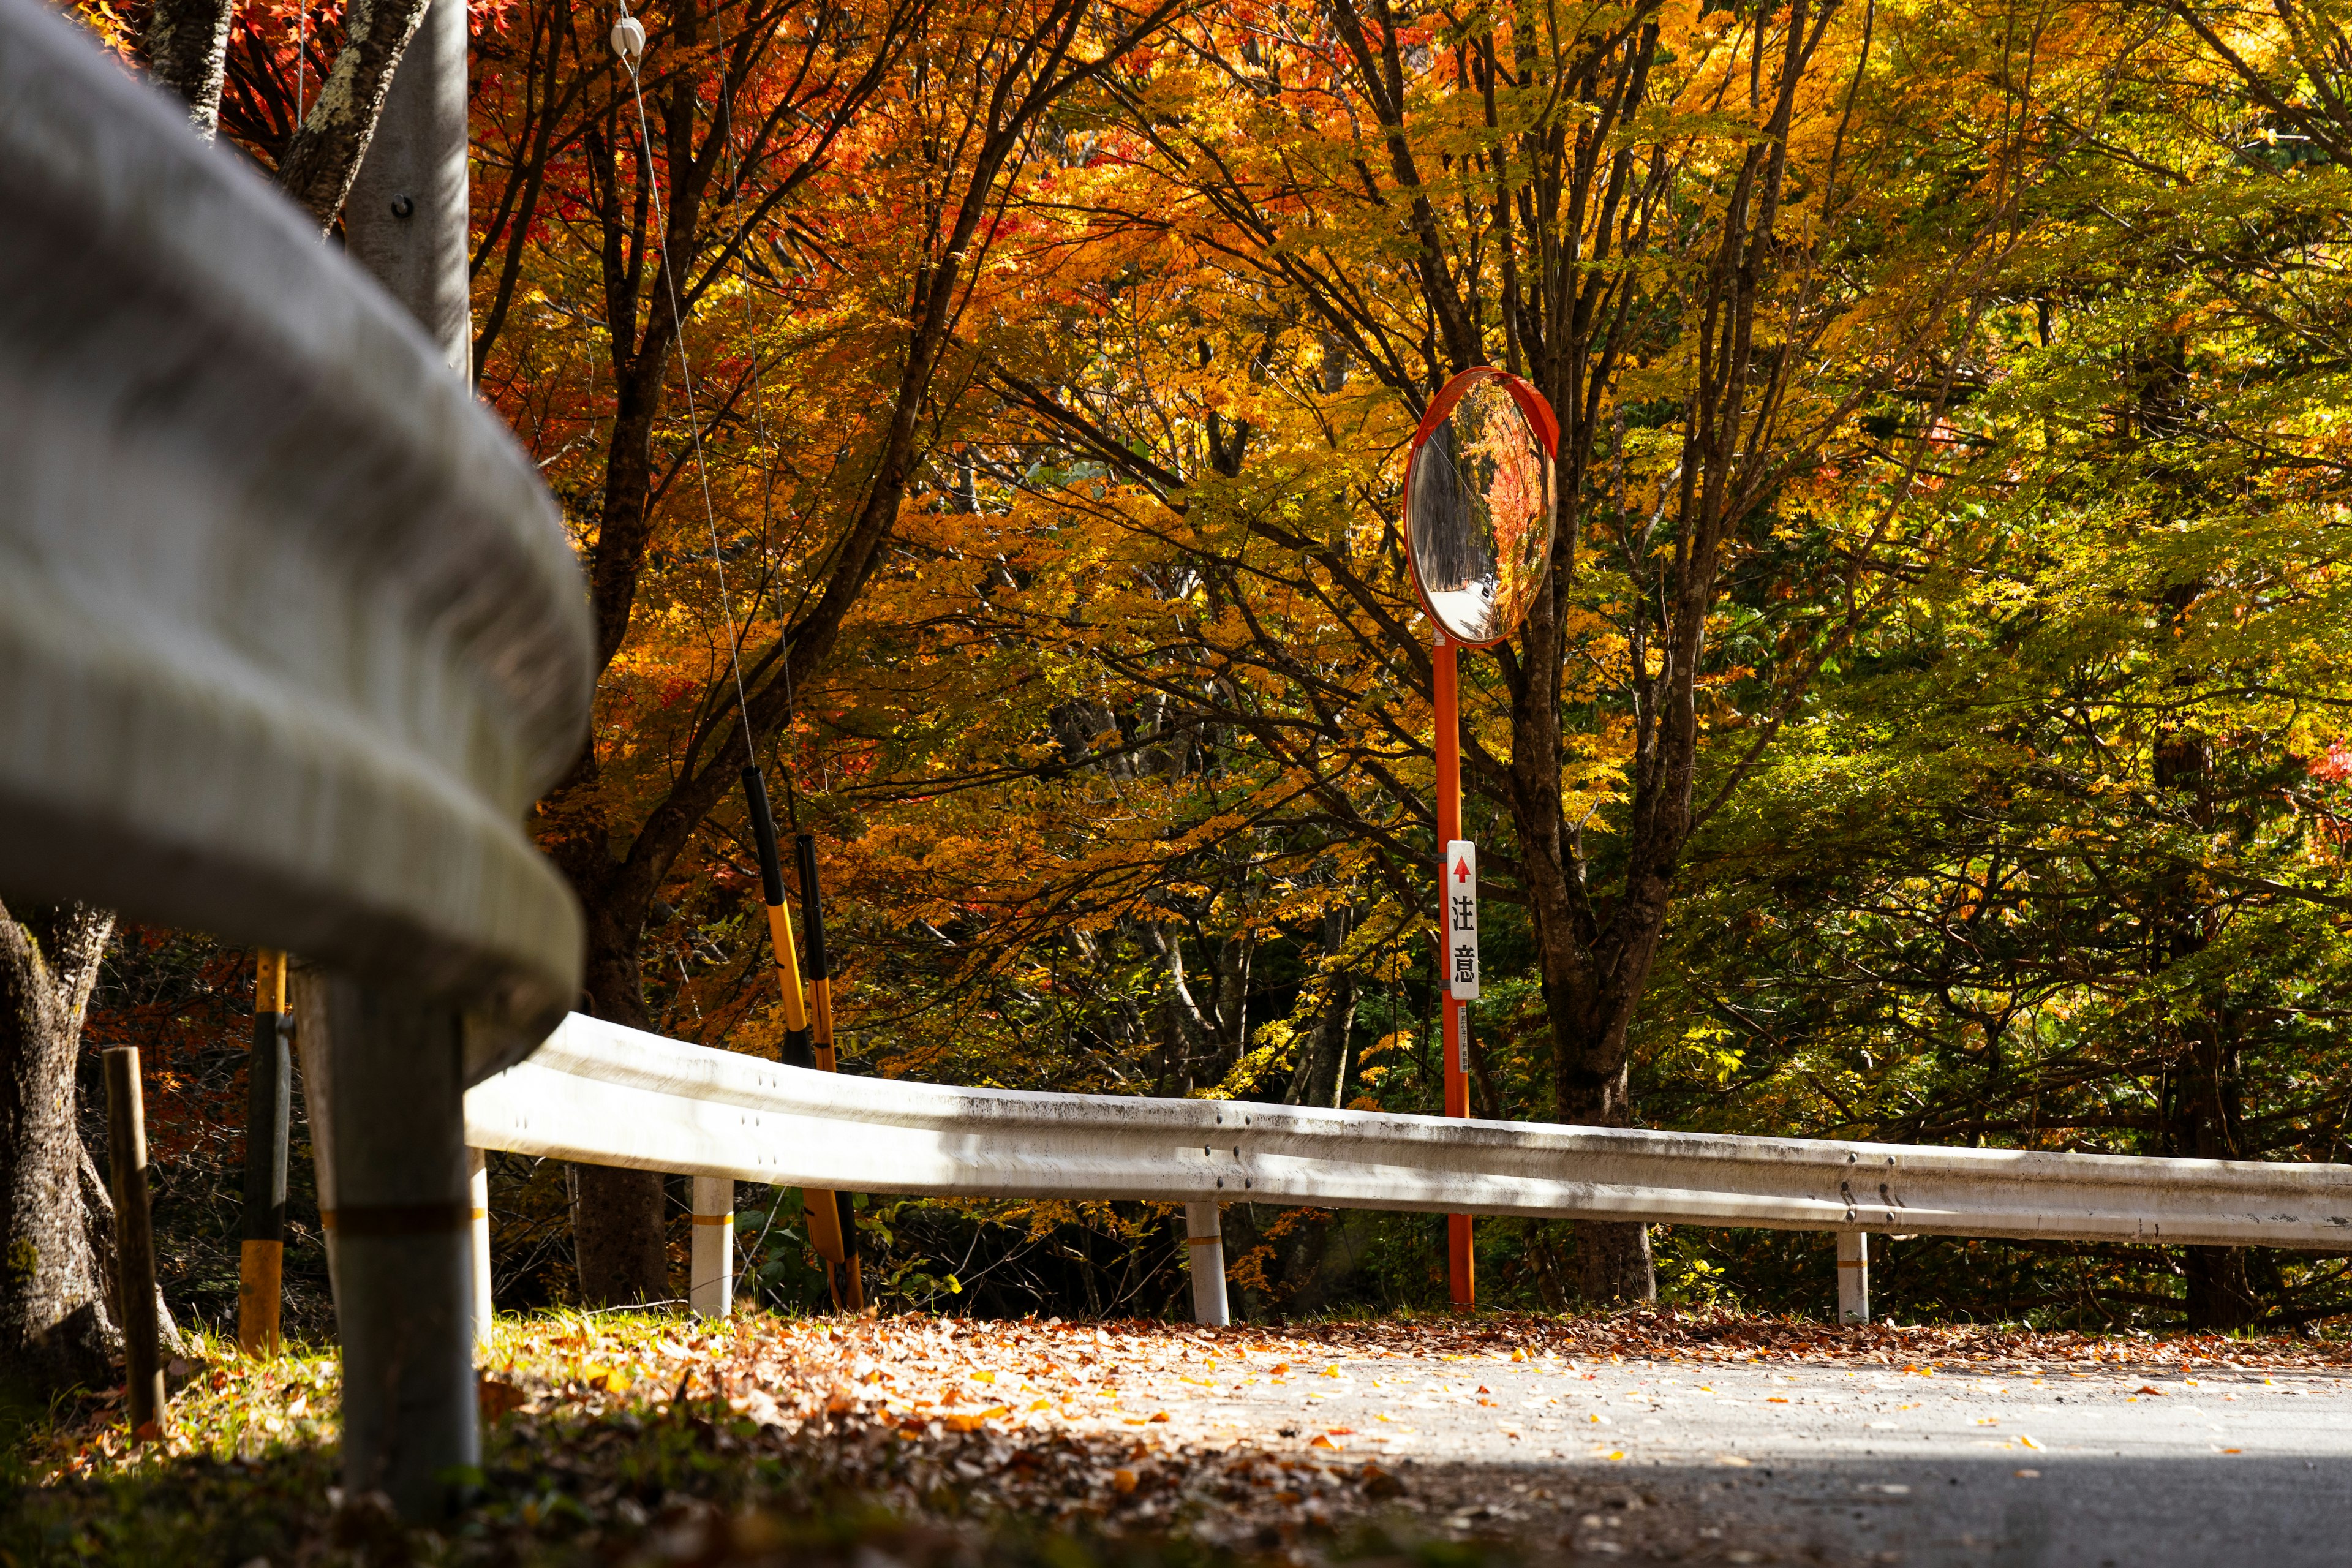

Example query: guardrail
[0,0,589,1074]
[3,0,590,1514]
[469,1013,2352,1325]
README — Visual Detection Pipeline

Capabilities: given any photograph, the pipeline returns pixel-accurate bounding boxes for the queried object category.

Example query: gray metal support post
[303,0,481,1519]
[690,1177,733,1318]
[1185,1201,1229,1326]
[297,973,478,1516]
[468,1148,493,1345]
[1838,1231,1870,1324]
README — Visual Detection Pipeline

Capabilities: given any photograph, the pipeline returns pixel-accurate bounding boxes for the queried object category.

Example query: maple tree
[468,0,1197,1300]
[951,0,2111,1301]
[464,0,2352,1328]
[1635,0,2352,1330]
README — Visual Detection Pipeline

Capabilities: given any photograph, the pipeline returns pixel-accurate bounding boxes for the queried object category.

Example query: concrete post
[296,973,478,1517]
[344,0,470,377]
[690,1176,734,1318]
[1185,1201,1229,1326]
[1838,1231,1870,1324]
[468,1148,492,1345]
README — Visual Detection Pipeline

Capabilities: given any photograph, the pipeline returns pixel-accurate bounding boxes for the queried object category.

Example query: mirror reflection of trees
[1406,379,1554,646]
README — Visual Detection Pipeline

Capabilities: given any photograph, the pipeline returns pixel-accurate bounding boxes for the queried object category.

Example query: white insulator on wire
[611,12,645,69]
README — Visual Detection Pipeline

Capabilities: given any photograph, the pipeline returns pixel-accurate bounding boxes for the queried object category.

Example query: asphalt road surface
[1120,1346,2352,1566]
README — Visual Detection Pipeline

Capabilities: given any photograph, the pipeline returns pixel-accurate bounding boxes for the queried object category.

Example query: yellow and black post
[797,831,862,1311]
[238,950,290,1355]
[742,766,850,1306]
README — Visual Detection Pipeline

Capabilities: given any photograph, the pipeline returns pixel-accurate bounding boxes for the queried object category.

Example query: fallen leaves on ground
[12,1306,2351,1566]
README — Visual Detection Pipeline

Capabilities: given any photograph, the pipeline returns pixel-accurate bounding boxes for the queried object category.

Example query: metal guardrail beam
[0,0,591,1077]
[471,1015,2352,1252]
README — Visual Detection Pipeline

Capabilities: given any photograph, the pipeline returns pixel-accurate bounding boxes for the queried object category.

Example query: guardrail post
[1838,1231,1869,1323]
[301,971,478,1518]
[690,1176,733,1319]
[1185,1201,1229,1326]
[468,1148,492,1345]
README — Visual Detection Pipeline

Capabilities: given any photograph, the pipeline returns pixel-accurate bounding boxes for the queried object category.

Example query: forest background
[62,0,2352,1339]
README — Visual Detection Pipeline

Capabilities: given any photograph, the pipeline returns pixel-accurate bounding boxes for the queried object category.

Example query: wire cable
[613,3,757,763]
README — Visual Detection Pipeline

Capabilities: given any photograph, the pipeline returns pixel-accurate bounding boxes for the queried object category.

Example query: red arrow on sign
[1453,858,1471,883]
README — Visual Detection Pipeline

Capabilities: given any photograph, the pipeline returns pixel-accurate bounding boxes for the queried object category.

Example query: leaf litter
[9,1307,2350,1565]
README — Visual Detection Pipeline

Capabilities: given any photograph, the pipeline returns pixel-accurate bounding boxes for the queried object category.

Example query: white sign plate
[1445,839,1479,1000]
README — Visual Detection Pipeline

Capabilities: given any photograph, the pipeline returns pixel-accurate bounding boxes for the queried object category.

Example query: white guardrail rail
[470,1013,2352,1324]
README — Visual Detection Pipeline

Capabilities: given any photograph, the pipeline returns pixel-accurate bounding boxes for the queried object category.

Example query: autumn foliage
[59,0,2352,1333]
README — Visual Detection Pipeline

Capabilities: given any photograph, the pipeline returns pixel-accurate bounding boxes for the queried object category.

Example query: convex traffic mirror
[1404,368,1559,646]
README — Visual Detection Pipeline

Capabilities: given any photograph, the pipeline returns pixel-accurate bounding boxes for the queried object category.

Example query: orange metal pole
[1434,635,1474,1310]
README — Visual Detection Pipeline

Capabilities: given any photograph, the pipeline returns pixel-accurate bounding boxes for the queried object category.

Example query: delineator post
[741,769,850,1297]
[238,950,290,1356]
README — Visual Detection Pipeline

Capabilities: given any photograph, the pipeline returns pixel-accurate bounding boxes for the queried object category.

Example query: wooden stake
[104,1046,164,1439]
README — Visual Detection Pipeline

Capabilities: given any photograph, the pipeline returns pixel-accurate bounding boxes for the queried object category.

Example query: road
[1103,1339,2352,1565]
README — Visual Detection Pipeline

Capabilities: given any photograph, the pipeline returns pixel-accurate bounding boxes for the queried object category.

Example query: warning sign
[1445,840,1478,1000]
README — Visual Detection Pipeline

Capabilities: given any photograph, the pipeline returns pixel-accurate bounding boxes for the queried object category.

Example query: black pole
[795,832,863,1310]
[794,832,829,986]
[238,951,290,1355]
[745,766,813,1069]
[742,766,787,908]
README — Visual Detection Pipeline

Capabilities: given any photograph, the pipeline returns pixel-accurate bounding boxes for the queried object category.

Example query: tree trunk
[565,896,669,1305]
[1,903,123,1400]
[1286,905,1357,1109]
[568,1162,666,1306]
[143,0,235,139]
[273,0,437,230]
[2152,728,2259,1330]
[1523,858,1668,1303]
